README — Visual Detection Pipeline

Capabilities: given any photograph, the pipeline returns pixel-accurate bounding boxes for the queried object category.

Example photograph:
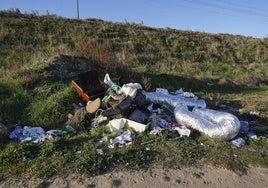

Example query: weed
[0,142,40,166]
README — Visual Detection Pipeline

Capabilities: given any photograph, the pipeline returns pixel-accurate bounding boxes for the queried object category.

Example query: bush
[74,38,115,71]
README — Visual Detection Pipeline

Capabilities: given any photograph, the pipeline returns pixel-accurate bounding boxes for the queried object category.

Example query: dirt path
[1,165,268,188]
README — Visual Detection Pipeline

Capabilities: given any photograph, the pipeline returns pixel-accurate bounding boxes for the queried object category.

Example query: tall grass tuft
[25,86,75,130]
[0,81,31,124]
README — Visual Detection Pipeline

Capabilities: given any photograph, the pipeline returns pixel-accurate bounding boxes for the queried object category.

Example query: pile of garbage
[68,72,244,148]
[6,71,263,147]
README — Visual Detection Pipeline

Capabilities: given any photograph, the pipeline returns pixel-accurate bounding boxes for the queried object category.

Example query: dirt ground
[1,165,267,188]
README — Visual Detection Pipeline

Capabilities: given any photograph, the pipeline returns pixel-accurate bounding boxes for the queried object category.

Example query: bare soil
[1,165,267,188]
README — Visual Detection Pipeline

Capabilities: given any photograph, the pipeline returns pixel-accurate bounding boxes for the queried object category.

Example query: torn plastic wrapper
[174,105,241,140]
[96,149,104,155]
[119,83,143,98]
[173,126,191,137]
[231,137,246,147]
[239,121,249,134]
[110,130,133,145]
[104,73,115,87]
[150,113,170,128]
[145,89,206,109]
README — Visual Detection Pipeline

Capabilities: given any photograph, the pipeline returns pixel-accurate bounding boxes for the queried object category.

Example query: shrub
[74,38,115,71]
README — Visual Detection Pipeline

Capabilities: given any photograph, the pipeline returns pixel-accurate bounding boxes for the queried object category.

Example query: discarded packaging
[119,83,142,98]
[106,118,149,133]
[72,70,106,102]
[247,131,258,139]
[125,118,149,132]
[96,149,104,155]
[231,137,246,147]
[110,130,133,145]
[240,121,249,134]
[86,98,101,114]
[128,108,149,124]
[107,118,127,133]
[173,126,191,137]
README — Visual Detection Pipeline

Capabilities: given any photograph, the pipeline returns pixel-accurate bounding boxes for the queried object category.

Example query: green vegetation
[0,9,267,180]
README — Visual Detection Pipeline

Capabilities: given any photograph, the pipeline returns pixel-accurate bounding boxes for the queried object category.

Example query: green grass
[24,86,76,130]
[0,126,268,179]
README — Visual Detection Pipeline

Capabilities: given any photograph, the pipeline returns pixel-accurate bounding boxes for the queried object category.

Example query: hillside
[1,9,268,125]
[0,10,267,181]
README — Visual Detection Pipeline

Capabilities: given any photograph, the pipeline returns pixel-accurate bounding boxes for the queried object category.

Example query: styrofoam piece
[106,118,127,132]
[125,118,149,132]
[106,118,148,133]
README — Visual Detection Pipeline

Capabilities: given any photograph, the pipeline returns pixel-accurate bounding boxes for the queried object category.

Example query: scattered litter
[10,126,46,143]
[125,119,149,133]
[145,88,206,108]
[104,73,116,87]
[247,131,258,139]
[128,108,149,124]
[98,135,108,143]
[150,114,170,128]
[149,127,163,136]
[141,139,155,145]
[72,70,106,103]
[207,82,214,86]
[10,70,257,149]
[249,111,260,116]
[86,98,101,114]
[231,137,246,147]
[109,130,134,147]
[119,83,142,98]
[174,106,240,140]
[91,110,108,127]
[173,126,191,137]
[96,149,104,155]
[9,125,76,143]
[169,135,183,141]
[240,121,249,134]
[106,118,126,133]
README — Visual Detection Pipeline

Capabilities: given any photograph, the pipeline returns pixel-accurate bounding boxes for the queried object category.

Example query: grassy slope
[0,10,267,180]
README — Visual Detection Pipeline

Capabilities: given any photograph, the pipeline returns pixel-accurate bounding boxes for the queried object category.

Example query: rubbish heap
[69,70,244,148]
[8,70,262,147]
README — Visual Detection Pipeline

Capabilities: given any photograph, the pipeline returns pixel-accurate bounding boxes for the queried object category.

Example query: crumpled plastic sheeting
[145,88,206,109]
[110,130,133,145]
[9,126,48,143]
[174,105,241,140]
